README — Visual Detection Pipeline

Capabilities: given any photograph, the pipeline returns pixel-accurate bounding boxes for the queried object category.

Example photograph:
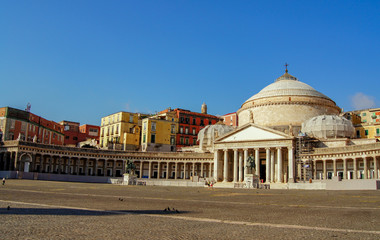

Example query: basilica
[1,69,379,190]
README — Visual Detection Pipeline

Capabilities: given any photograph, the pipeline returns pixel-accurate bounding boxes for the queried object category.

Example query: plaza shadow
[0,208,189,216]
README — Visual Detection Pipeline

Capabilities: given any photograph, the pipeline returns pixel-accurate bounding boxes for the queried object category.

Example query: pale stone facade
[237,72,341,133]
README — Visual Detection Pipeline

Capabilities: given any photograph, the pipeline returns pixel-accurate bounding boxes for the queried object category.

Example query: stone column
[270,149,275,182]
[84,159,88,176]
[49,156,54,173]
[103,160,107,176]
[343,158,347,179]
[209,163,212,178]
[166,162,169,179]
[288,147,294,183]
[223,149,228,182]
[323,160,327,180]
[363,157,368,179]
[183,162,187,179]
[112,160,117,177]
[255,148,260,178]
[233,149,238,182]
[148,161,152,179]
[313,160,317,179]
[265,148,270,183]
[353,158,357,179]
[277,147,283,183]
[374,156,378,179]
[175,162,178,179]
[333,158,337,177]
[243,149,248,177]
[122,160,126,174]
[67,157,71,174]
[94,159,98,176]
[238,151,243,182]
[139,162,143,178]
[213,150,219,181]
[157,162,161,179]
[201,162,204,178]
[192,162,195,178]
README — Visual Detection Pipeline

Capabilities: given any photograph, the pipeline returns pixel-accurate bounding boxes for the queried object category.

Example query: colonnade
[0,152,127,177]
[311,155,379,180]
[135,161,213,180]
[213,146,294,183]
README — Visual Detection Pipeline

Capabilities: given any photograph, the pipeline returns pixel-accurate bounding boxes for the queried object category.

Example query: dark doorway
[260,159,266,182]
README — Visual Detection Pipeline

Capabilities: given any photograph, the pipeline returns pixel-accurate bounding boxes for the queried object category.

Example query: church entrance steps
[213,182,235,188]
[140,179,205,187]
[269,183,288,189]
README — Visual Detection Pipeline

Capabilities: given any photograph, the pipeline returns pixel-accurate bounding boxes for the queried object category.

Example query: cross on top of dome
[275,63,298,82]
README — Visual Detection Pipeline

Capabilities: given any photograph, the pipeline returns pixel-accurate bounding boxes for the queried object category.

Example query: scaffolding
[295,134,317,182]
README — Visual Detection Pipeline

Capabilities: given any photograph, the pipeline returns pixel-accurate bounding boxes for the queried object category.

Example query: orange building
[160,105,220,150]
[222,112,238,127]
[0,106,64,145]
[59,121,100,146]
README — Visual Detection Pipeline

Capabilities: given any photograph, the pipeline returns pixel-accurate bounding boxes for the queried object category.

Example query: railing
[312,142,380,155]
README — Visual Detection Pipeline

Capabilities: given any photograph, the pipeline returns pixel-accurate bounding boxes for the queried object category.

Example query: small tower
[201,102,207,114]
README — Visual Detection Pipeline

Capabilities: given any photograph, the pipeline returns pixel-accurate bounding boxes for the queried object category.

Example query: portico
[213,123,295,184]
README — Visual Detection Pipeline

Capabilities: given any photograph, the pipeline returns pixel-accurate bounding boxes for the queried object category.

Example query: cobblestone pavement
[1,180,380,239]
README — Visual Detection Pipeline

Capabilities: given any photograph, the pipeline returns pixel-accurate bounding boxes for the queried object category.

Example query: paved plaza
[1,180,380,239]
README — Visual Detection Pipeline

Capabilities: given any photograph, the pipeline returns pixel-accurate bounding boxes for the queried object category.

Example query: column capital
[243,148,248,151]
[254,148,259,151]
[276,147,282,150]
[265,147,271,150]
[223,149,228,152]
[233,149,238,152]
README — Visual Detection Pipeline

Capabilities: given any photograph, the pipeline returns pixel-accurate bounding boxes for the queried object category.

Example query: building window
[376,128,380,136]
[129,115,133,123]
[73,136,78,141]
[185,137,189,145]
[192,118,196,125]
[180,137,184,144]
[143,134,146,143]
[185,127,189,134]
[192,128,196,135]
[180,127,183,134]
[193,138,197,145]
[10,119,15,129]
[143,122,147,131]
[170,136,175,145]
[171,125,176,134]
[151,134,155,143]
[65,136,69,139]
[200,119,204,126]
[151,122,156,131]
[180,117,184,123]
[209,120,212,125]
[365,130,368,136]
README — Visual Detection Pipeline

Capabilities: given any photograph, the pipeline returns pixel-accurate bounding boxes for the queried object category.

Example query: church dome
[301,115,355,139]
[197,123,234,151]
[244,72,331,103]
[237,69,341,128]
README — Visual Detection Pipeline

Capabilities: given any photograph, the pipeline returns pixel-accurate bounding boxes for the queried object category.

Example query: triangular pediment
[216,123,291,143]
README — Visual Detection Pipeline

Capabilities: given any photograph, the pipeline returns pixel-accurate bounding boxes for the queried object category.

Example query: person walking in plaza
[2,177,5,185]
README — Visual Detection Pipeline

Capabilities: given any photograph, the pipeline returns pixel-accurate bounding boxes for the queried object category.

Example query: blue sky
[1,1,379,125]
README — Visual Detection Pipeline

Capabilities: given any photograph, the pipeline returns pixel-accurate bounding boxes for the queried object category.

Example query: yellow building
[141,112,178,152]
[344,108,380,139]
[100,112,148,150]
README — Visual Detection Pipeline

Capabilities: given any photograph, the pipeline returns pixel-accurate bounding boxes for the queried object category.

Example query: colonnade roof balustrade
[0,140,213,161]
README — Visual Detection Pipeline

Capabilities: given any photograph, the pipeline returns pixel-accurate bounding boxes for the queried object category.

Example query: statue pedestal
[123,173,137,185]
[245,174,260,188]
